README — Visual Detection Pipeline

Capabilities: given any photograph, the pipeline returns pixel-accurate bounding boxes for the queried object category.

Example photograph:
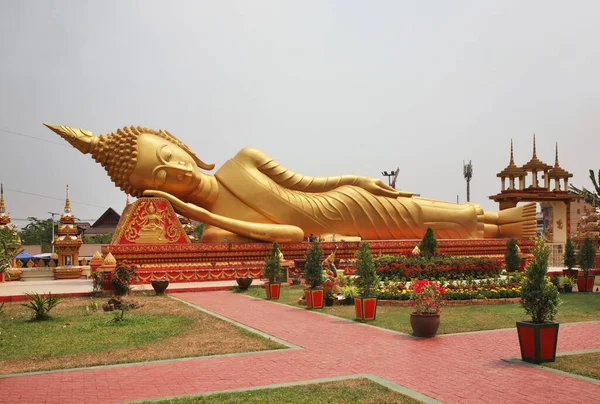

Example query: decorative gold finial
[532,134,537,158]
[554,143,559,167]
[509,139,515,165]
[0,183,5,214]
[64,185,71,213]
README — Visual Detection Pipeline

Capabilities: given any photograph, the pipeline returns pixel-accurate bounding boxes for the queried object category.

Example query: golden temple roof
[497,139,526,178]
[91,250,103,261]
[0,183,10,225]
[547,143,573,179]
[521,134,552,171]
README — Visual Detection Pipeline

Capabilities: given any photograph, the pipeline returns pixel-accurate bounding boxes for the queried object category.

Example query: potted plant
[562,238,577,278]
[517,238,561,364]
[408,279,446,337]
[340,284,359,305]
[303,241,324,309]
[322,278,336,306]
[559,276,574,293]
[505,238,521,272]
[263,242,283,300]
[151,277,169,295]
[353,242,379,321]
[576,237,597,292]
[236,270,254,290]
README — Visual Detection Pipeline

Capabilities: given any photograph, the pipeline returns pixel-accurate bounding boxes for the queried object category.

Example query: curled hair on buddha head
[44,124,215,197]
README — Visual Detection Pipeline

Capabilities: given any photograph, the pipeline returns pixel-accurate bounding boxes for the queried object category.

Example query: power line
[4,187,109,209]
[0,128,67,146]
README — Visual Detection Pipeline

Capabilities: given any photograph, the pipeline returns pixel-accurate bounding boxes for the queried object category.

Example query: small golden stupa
[53,185,83,278]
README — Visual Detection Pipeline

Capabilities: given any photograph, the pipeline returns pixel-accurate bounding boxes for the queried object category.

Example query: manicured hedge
[375,255,503,281]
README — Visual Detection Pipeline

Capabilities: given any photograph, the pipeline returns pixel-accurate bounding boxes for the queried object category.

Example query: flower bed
[375,255,503,281]
[374,277,522,301]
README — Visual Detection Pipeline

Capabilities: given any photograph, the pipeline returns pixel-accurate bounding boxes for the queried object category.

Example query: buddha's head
[44,124,216,202]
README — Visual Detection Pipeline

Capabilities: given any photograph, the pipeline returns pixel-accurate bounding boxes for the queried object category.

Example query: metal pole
[48,212,59,254]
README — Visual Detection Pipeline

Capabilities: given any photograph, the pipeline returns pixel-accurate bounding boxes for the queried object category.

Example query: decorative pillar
[100,252,117,290]
[89,250,103,274]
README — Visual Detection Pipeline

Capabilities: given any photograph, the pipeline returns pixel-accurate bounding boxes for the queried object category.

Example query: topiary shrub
[563,237,577,276]
[578,237,597,275]
[520,238,561,323]
[354,242,379,298]
[263,241,283,283]
[304,240,323,289]
[419,227,437,257]
[504,238,521,272]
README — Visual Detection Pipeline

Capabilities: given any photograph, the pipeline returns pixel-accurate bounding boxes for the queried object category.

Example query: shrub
[304,241,324,288]
[375,255,502,281]
[504,238,521,272]
[354,242,379,298]
[91,271,104,292]
[578,237,597,274]
[520,238,560,323]
[419,227,437,256]
[111,261,137,296]
[563,237,577,272]
[21,292,61,321]
[263,242,283,283]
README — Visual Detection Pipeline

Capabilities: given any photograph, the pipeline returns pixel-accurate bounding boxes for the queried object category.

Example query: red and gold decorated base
[54,267,83,280]
[576,276,596,292]
[105,198,536,284]
[354,297,378,321]
[305,289,324,309]
[265,283,281,300]
[516,321,559,364]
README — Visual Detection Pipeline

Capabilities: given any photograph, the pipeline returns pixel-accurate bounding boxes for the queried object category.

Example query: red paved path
[2,291,600,403]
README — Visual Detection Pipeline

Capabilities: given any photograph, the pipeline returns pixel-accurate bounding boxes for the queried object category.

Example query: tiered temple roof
[496,140,526,179]
[521,134,552,173]
[546,143,573,184]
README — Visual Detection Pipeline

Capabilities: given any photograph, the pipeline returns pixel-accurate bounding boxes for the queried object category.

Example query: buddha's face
[128,134,204,199]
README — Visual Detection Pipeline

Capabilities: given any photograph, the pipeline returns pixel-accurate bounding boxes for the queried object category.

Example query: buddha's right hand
[356,178,412,198]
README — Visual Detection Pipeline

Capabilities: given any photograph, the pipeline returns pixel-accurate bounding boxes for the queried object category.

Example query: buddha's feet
[497,203,537,238]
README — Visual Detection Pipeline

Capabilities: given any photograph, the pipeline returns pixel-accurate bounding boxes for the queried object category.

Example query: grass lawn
[544,352,600,380]
[150,378,421,404]
[241,285,600,335]
[0,294,282,375]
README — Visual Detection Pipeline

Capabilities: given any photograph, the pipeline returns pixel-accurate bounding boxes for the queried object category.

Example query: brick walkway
[2,291,600,403]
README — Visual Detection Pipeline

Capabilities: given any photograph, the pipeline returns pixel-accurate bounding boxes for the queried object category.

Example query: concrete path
[1,291,600,403]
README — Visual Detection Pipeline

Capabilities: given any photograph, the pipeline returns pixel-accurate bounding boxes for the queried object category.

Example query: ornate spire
[532,134,537,159]
[509,139,515,165]
[0,183,5,214]
[554,142,559,167]
[64,185,71,213]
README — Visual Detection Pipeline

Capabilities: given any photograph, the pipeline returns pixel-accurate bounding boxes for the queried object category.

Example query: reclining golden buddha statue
[44,124,536,243]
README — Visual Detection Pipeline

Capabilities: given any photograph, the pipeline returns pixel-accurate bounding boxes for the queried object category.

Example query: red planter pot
[577,275,596,292]
[354,297,378,321]
[410,313,440,337]
[516,321,559,364]
[305,288,324,309]
[265,282,281,300]
[562,269,578,278]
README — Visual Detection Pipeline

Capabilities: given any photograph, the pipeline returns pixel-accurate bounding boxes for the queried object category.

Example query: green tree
[520,238,561,323]
[83,232,113,244]
[17,217,57,253]
[578,237,597,274]
[263,241,283,283]
[504,238,521,272]
[0,227,21,276]
[563,238,577,273]
[354,242,379,298]
[304,240,323,289]
[419,227,437,256]
[569,169,600,205]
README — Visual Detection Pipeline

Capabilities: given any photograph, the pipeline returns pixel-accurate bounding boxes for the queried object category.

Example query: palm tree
[570,169,600,205]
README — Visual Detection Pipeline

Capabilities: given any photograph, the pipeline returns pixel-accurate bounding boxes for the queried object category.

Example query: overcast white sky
[1,1,599,227]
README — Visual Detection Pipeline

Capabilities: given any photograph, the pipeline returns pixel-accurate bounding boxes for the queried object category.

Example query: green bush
[419,227,437,256]
[578,237,597,274]
[375,255,502,281]
[520,238,561,323]
[304,241,323,289]
[263,242,283,283]
[111,261,137,296]
[504,238,521,272]
[354,242,379,298]
[21,292,61,321]
[563,237,577,271]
